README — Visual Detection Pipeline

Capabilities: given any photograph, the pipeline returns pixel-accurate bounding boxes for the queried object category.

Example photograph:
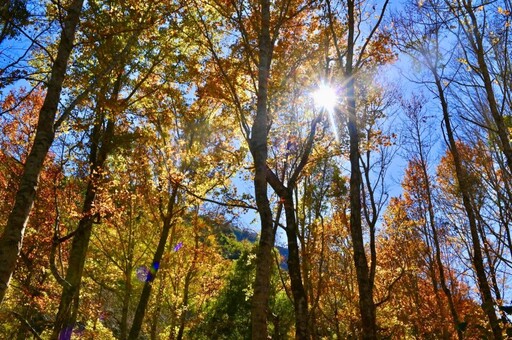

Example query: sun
[312,84,338,112]
[311,83,340,142]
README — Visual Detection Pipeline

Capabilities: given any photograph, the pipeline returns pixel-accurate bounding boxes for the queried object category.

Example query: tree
[0,0,85,304]
[323,0,392,337]
[0,0,29,45]
[446,0,512,176]
[266,115,321,338]
[186,0,319,336]
[85,141,159,339]
[399,95,463,338]
[379,196,485,337]
[50,1,170,335]
[395,1,503,336]
[0,87,64,338]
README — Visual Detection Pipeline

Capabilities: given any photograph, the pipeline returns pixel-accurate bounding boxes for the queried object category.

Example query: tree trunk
[460,0,512,175]
[283,191,309,339]
[0,0,84,304]
[128,185,178,340]
[345,86,377,339]
[433,70,502,339]
[265,116,319,339]
[412,115,463,339]
[120,269,132,340]
[343,1,377,337]
[51,113,115,339]
[249,0,274,338]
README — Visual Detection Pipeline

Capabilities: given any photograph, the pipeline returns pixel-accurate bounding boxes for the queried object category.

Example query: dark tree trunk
[344,2,377,331]
[433,69,502,339]
[128,186,178,340]
[0,0,84,304]
[120,269,132,340]
[283,191,309,339]
[249,0,274,338]
[345,82,377,339]
[338,1,381,337]
[265,117,319,340]
[51,112,115,339]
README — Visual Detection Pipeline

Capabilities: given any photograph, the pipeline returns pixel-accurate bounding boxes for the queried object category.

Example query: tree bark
[128,185,178,340]
[51,110,115,339]
[0,0,84,304]
[345,88,377,339]
[459,0,512,175]
[249,0,274,338]
[433,69,502,339]
[344,1,377,337]
[283,191,309,339]
[120,269,133,340]
[266,171,310,339]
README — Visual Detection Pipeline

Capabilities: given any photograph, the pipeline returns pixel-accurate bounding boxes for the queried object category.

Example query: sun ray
[312,84,339,142]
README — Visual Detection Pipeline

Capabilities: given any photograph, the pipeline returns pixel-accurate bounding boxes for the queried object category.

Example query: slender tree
[248,1,274,336]
[394,1,502,336]
[186,0,316,336]
[0,0,85,304]
[266,115,321,339]
[399,96,463,339]
[324,0,391,337]
[51,79,118,339]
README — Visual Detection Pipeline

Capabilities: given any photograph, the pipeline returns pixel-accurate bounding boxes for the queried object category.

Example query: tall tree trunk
[416,134,463,338]
[249,0,274,338]
[120,269,133,340]
[51,112,115,339]
[283,191,309,339]
[344,1,376,336]
[345,82,376,339]
[460,0,512,175]
[265,118,319,339]
[177,233,199,340]
[0,0,84,304]
[128,185,178,340]
[433,70,502,339]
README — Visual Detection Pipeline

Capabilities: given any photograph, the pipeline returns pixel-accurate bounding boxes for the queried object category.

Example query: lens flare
[312,84,338,112]
[136,266,149,282]
[173,241,183,252]
[312,84,340,142]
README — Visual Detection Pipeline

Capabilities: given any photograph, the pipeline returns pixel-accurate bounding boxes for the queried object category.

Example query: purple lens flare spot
[173,241,183,252]
[136,266,149,282]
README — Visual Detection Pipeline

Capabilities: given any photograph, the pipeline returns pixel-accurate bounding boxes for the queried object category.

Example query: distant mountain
[230,225,289,269]
[231,227,258,243]
[207,216,289,269]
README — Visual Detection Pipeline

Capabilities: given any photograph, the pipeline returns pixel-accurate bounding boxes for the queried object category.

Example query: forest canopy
[1,0,512,339]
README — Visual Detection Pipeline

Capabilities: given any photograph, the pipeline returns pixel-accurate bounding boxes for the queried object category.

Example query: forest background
[1,0,512,339]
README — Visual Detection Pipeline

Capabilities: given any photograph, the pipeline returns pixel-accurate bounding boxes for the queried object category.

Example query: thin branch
[180,184,258,211]
[9,311,43,340]
[355,0,390,68]
[375,268,405,307]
